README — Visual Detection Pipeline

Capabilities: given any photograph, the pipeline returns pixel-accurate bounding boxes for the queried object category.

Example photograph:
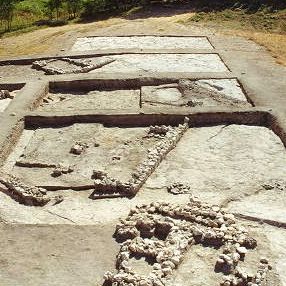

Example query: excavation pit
[38,89,141,111]
[38,78,250,112]
[5,122,179,191]
[71,36,214,51]
[89,54,228,73]
[142,79,252,110]
[2,113,285,220]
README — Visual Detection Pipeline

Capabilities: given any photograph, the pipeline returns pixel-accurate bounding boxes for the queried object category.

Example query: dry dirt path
[0,12,208,58]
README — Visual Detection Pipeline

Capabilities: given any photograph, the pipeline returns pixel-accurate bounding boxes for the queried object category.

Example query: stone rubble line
[32,57,115,75]
[104,199,271,286]
[0,90,14,100]
[93,117,190,198]
[0,172,50,206]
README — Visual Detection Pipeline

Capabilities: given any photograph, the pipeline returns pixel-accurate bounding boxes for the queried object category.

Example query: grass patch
[121,6,144,17]
[187,8,286,33]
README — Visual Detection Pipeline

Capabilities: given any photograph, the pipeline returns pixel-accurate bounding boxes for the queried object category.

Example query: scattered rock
[167,182,191,195]
[51,164,74,177]
[70,142,89,155]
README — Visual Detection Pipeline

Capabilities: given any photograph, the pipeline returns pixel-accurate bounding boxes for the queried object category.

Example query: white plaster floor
[72,36,213,51]
[89,54,228,73]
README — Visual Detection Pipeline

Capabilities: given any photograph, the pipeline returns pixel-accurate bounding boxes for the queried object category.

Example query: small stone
[236,246,247,255]
[53,195,64,205]
[260,257,269,264]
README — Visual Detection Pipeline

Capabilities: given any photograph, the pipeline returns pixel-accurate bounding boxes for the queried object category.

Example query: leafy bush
[16,0,48,16]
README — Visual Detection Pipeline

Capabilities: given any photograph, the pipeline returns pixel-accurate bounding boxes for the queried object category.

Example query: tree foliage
[0,0,19,30]
[66,0,82,19]
[45,0,63,20]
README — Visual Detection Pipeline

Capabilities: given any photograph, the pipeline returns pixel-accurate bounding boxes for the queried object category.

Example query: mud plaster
[90,54,228,73]
[72,36,213,51]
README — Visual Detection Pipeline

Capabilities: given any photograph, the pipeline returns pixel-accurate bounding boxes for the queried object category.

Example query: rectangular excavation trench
[36,78,252,113]
[0,53,228,80]
[0,111,286,226]
[0,110,272,189]
[71,36,214,52]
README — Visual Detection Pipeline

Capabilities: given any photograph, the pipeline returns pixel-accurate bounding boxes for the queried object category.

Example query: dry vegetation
[0,18,121,57]
[179,8,286,65]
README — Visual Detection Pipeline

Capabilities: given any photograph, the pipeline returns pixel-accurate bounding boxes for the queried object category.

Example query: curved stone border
[104,199,271,286]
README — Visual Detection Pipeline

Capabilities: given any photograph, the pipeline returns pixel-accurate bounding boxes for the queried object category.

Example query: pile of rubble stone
[32,57,115,75]
[104,199,271,286]
[0,172,50,206]
[70,141,89,155]
[145,125,173,139]
[167,182,191,195]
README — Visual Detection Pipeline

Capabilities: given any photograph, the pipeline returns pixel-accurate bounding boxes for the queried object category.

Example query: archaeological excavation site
[0,32,285,286]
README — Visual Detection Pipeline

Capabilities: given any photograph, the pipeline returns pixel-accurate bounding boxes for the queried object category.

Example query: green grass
[16,0,48,15]
[184,8,286,34]
[0,0,49,34]
[0,0,73,35]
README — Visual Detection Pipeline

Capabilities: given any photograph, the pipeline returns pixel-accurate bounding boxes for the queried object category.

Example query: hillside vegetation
[1,0,285,33]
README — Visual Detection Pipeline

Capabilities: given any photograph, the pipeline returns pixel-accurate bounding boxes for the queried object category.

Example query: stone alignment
[0,172,50,206]
[92,118,189,198]
[32,57,115,75]
[104,199,271,286]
